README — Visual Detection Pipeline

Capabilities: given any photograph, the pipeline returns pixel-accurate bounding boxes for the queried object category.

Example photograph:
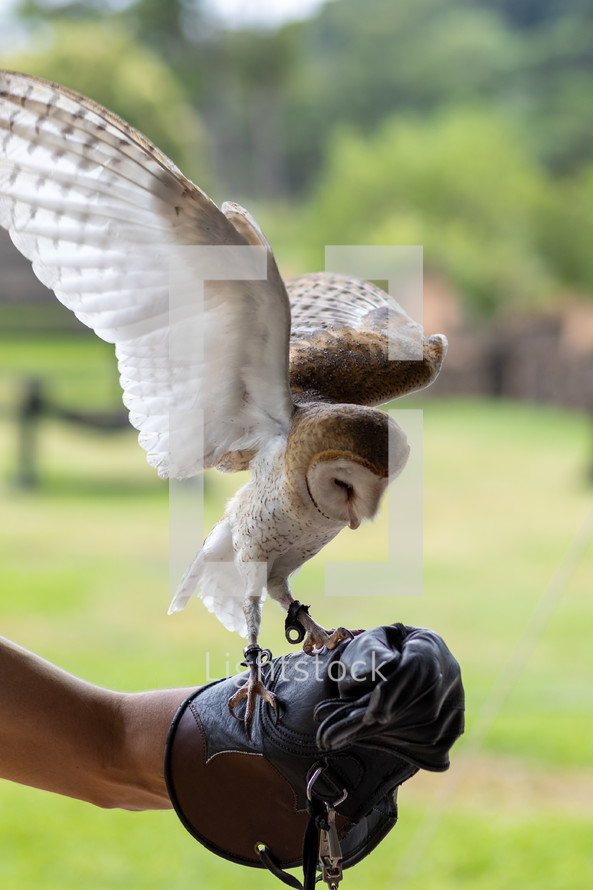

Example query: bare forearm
[0,636,192,810]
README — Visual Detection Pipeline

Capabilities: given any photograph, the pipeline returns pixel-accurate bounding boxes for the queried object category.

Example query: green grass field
[1,338,592,889]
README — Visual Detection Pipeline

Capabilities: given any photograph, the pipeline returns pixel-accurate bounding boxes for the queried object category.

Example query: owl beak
[348,501,361,530]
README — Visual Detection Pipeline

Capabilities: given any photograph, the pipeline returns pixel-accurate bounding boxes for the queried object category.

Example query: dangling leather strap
[303,795,326,890]
[257,844,304,889]
[255,797,322,890]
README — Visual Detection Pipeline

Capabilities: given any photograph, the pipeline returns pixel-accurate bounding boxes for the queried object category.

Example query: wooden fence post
[16,377,44,488]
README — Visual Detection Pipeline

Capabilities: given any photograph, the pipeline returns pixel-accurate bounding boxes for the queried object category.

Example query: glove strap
[304,763,346,890]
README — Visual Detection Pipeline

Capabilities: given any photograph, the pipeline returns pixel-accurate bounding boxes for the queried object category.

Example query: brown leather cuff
[165,687,308,867]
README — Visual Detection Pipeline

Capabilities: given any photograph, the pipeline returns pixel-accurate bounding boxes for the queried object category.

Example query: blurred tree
[474,0,593,172]
[534,163,593,295]
[477,0,572,31]
[520,8,593,173]
[304,108,559,316]
[2,17,209,184]
[200,25,298,199]
[16,0,212,90]
[280,0,520,193]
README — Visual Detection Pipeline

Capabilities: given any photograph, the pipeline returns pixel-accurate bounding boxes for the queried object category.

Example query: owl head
[287,404,409,529]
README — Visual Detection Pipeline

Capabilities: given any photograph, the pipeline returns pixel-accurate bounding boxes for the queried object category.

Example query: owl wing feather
[286,272,447,407]
[0,69,293,478]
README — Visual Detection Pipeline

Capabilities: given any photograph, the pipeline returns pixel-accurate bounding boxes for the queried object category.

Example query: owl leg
[291,603,361,655]
[227,642,277,737]
[227,571,277,736]
[272,583,364,656]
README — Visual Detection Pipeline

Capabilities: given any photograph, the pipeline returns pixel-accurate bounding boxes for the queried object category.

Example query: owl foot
[228,644,277,738]
[285,600,364,655]
[302,624,360,655]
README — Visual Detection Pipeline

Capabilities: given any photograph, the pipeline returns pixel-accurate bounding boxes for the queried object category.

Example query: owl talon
[302,625,351,654]
[302,622,365,655]
[228,645,277,737]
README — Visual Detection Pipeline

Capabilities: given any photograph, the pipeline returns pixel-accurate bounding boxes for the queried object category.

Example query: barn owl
[0,71,447,725]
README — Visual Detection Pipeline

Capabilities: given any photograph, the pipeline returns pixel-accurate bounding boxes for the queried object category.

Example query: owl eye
[333,478,353,495]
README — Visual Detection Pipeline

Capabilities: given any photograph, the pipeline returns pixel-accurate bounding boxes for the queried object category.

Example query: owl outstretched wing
[0,70,293,478]
[286,272,447,407]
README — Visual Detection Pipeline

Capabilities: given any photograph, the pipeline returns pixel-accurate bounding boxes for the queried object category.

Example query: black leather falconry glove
[164,623,465,890]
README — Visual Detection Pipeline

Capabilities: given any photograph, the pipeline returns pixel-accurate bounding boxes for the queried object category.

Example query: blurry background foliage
[2,0,593,314]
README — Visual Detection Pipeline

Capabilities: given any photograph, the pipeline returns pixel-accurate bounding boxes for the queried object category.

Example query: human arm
[0,636,193,811]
